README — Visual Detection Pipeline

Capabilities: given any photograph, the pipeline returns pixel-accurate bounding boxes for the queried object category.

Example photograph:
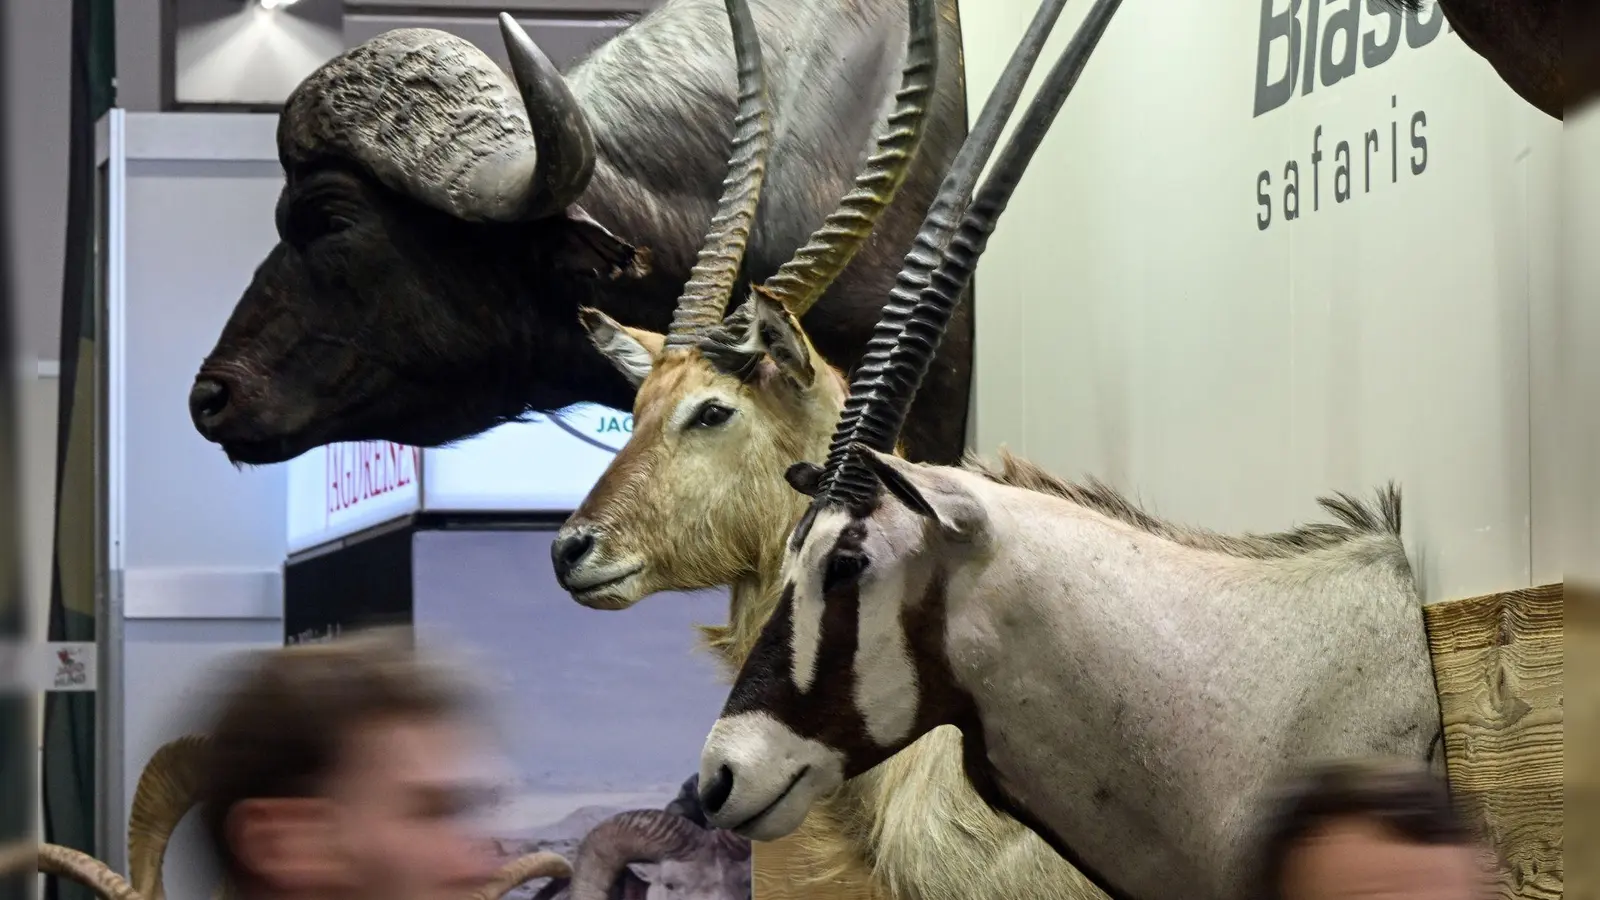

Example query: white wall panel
[961,0,1561,603]
[343,12,632,71]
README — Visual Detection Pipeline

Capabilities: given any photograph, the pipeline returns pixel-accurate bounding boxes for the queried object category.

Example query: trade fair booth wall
[72,2,1571,899]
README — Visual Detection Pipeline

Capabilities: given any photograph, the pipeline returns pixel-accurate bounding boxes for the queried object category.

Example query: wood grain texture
[1425,582,1564,900]
[1563,582,1599,900]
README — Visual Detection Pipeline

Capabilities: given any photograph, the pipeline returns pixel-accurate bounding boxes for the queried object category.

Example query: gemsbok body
[695,0,1443,897]
[554,1,1121,899]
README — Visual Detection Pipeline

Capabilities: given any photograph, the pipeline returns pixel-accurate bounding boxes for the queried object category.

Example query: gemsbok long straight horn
[788,0,1125,522]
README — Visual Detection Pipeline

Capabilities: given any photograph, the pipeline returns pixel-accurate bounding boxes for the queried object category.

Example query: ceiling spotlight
[258,0,301,9]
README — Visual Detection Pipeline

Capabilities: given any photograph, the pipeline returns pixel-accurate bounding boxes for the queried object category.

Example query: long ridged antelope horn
[127,734,211,900]
[819,0,1124,507]
[753,0,941,318]
[805,0,1069,509]
[469,851,573,900]
[663,0,772,348]
[35,844,144,900]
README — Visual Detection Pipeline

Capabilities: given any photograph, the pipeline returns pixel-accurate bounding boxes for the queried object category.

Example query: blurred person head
[199,628,503,900]
[1256,758,1493,900]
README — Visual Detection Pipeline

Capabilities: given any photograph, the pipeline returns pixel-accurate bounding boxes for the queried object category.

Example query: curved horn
[128,734,210,900]
[754,0,941,318]
[569,809,707,900]
[663,0,773,348]
[709,828,752,861]
[499,15,600,218]
[469,851,572,900]
[818,0,1124,508]
[277,26,595,223]
[35,844,144,900]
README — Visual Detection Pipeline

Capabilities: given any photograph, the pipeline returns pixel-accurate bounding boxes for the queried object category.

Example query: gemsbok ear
[579,307,662,388]
[852,445,989,544]
[785,462,824,497]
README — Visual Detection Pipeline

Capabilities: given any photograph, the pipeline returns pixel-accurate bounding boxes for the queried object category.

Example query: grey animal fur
[701,446,1443,900]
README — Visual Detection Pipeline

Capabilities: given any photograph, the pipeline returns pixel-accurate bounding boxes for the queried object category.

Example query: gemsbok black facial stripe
[722,523,883,765]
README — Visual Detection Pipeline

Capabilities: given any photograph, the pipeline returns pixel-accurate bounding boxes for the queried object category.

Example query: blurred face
[1279,818,1487,900]
[233,716,503,900]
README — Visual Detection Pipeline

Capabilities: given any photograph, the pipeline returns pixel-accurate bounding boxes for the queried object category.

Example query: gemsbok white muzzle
[697,711,847,841]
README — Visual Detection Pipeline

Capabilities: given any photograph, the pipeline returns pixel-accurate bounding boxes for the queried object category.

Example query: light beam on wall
[175,0,342,106]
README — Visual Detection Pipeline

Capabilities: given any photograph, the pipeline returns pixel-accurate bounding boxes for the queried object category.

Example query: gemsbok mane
[694,0,1442,898]
[968,449,1406,563]
[550,2,1128,900]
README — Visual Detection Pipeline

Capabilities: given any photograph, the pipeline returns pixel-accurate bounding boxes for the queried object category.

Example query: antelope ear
[580,307,662,388]
[851,445,988,544]
[747,288,816,387]
[785,462,824,496]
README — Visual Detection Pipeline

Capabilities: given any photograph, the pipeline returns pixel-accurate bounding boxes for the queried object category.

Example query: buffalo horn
[498,15,600,219]
[819,0,1124,508]
[277,26,595,223]
[664,0,772,347]
[754,0,941,318]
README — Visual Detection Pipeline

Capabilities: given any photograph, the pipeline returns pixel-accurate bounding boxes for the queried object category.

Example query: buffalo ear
[580,307,661,388]
[785,462,824,497]
[550,205,653,281]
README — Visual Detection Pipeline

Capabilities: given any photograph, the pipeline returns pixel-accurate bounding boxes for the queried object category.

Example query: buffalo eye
[282,174,362,246]
[822,552,868,593]
[690,401,735,429]
[289,204,355,245]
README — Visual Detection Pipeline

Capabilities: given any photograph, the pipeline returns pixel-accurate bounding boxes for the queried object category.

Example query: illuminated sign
[286,403,633,552]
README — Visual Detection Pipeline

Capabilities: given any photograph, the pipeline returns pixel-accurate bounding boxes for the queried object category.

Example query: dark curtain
[0,3,35,898]
[41,3,114,900]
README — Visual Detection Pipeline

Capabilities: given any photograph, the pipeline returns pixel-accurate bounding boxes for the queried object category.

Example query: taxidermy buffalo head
[190,20,650,464]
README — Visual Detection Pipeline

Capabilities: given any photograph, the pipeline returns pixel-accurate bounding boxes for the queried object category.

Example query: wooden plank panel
[1424,583,1564,900]
[1564,582,1598,900]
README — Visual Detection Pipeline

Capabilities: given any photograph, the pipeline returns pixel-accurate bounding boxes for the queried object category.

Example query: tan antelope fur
[696,0,1442,898]
[550,0,1114,898]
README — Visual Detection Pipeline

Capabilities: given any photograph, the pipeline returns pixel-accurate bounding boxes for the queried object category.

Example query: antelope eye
[823,552,869,593]
[690,401,735,429]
